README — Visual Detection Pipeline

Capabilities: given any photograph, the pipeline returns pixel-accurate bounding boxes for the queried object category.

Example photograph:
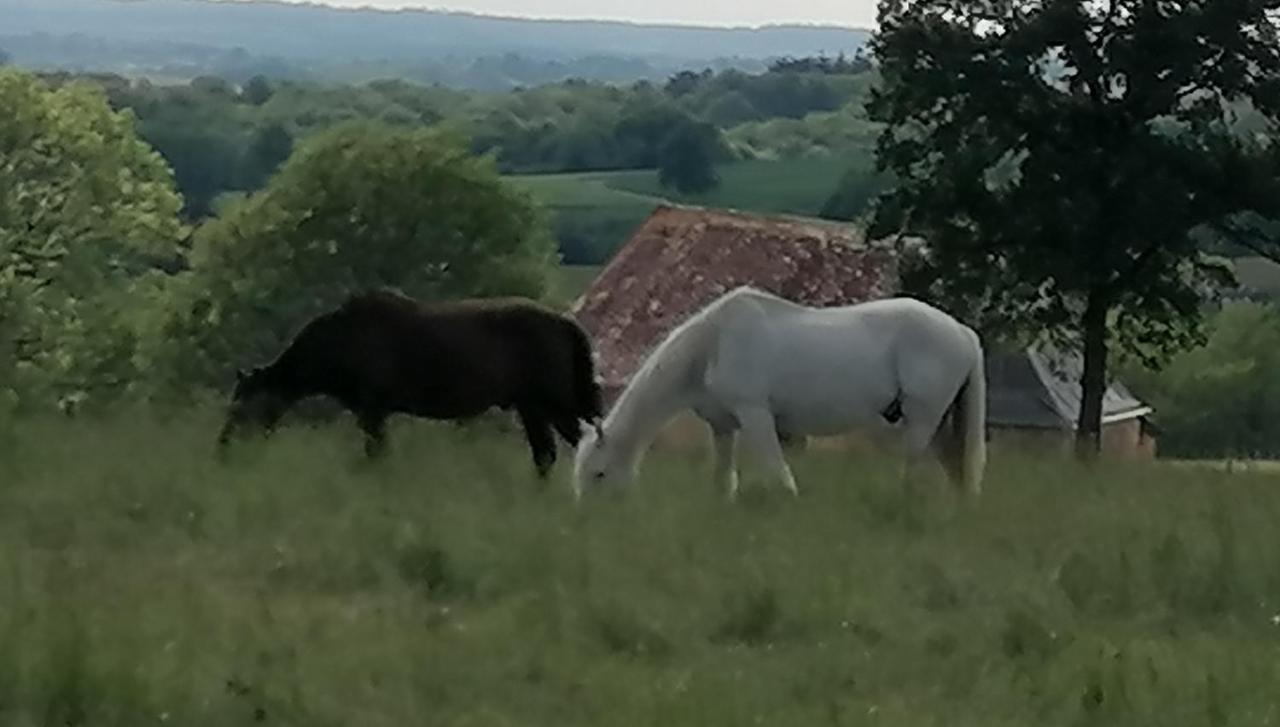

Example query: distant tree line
[33,63,877,218]
[767,51,872,75]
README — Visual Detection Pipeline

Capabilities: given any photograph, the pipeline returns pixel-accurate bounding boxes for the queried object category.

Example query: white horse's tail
[955,332,988,495]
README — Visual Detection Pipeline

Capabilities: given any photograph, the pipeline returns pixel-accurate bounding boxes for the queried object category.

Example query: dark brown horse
[217,289,603,477]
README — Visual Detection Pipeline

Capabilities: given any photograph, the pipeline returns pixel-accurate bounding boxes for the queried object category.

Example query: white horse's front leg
[711,428,740,500]
[737,407,798,497]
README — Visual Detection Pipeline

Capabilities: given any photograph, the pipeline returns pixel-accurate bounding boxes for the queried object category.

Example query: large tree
[0,68,186,410]
[160,122,558,388]
[657,119,725,194]
[869,0,1280,455]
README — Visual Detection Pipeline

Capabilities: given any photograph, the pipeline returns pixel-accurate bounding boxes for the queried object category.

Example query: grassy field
[511,171,661,266]
[510,156,857,266]
[600,156,858,217]
[553,264,603,304]
[3,412,1280,726]
[513,156,856,216]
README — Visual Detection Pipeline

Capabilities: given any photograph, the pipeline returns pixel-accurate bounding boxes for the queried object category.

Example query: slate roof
[571,205,901,391]
[986,346,1153,430]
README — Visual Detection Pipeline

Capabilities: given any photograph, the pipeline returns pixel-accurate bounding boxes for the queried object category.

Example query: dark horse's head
[217,366,289,451]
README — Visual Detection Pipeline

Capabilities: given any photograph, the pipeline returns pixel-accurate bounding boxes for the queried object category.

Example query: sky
[272,0,880,29]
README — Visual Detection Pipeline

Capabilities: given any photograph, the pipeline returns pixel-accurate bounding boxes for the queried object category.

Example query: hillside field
[3,412,1280,725]
[510,156,857,265]
[515,164,1280,306]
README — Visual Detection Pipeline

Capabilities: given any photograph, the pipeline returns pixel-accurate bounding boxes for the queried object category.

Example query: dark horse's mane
[219,288,603,478]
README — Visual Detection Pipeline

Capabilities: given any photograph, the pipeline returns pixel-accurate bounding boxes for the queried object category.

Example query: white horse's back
[700,289,977,435]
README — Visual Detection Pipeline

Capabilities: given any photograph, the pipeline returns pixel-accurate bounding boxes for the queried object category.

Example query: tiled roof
[571,205,901,390]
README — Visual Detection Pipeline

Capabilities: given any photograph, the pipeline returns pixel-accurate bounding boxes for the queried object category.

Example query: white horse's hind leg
[710,427,740,500]
[736,407,799,497]
[930,412,966,491]
[899,395,950,493]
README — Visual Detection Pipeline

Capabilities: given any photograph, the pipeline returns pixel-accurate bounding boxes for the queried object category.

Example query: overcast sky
[271,0,880,28]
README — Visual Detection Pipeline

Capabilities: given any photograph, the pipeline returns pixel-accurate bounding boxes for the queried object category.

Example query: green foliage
[726,100,880,160]
[821,163,895,223]
[670,66,875,124]
[768,52,873,75]
[240,74,274,106]
[240,122,293,190]
[0,67,185,411]
[159,122,557,388]
[1123,303,1280,458]
[612,96,703,169]
[870,0,1280,451]
[3,414,1280,725]
[72,66,876,222]
[657,119,724,194]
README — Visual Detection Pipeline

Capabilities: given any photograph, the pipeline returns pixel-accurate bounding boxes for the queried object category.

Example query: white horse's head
[572,419,635,497]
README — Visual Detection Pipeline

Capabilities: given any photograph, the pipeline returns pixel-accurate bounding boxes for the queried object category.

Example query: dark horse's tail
[566,322,604,424]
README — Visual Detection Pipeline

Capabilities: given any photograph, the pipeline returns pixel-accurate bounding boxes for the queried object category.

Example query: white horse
[573,286,987,500]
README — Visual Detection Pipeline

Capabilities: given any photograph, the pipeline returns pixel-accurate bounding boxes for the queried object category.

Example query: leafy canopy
[162,122,558,387]
[658,119,726,194]
[869,0,1280,448]
[0,67,185,410]
[1124,302,1280,459]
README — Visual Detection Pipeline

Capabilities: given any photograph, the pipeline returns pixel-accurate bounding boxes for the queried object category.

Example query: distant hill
[0,0,871,86]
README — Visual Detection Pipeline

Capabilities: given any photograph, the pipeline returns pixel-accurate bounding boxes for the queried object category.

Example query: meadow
[3,411,1280,726]
[510,156,858,265]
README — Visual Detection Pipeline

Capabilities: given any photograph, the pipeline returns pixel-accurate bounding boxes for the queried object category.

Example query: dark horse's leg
[551,415,583,447]
[356,410,389,459]
[517,407,557,479]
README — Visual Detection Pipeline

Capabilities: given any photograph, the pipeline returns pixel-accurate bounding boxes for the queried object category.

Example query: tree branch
[1106,241,1164,294]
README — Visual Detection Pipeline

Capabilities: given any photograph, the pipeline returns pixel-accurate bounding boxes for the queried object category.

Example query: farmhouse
[986,347,1158,459]
[572,204,1157,458]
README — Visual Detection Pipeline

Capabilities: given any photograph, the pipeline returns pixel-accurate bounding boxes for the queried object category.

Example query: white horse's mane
[606,287,780,430]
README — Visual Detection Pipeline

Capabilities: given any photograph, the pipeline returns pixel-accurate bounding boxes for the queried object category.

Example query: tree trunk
[1075,291,1109,460]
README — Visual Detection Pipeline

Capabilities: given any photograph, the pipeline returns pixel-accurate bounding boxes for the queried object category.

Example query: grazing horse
[218,289,603,478]
[572,286,987,499]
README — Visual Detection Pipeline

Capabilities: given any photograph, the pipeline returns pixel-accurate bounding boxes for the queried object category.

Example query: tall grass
[2,411,1280,726]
